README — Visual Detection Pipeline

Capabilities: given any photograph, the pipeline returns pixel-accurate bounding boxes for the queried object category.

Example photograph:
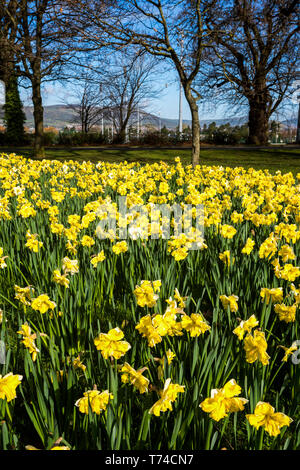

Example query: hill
[22,105,251,130]
[0,104,297,131]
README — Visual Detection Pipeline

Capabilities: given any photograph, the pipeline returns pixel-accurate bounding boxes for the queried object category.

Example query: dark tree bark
[0,1,17,84]
[14,1,76,158]
[0,1,26,143]
[32,76,44,158]
[185,86,201,166]
[248,100,269,145]
[198,0,299,145]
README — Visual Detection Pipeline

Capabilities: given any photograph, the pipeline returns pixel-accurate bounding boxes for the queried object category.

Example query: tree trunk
[184,88,200,167]
[117,115,128,144]
[248,99,270,145]
[191,107,200,167]
[296,103,300,145]
[116,127,126,144]
[32,77,45,158]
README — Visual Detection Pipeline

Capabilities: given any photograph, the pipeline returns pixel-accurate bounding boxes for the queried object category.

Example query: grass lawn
[1,146,300,174]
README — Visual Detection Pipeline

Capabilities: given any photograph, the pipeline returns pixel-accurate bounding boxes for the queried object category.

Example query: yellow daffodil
[62,257,79,275]
[181,313,210,337]
[278,342,298,362]
[274,303,296,323]
[94,327,131,360]
[173,288,186,308]
[75,389,113,415]
[112,241,128,254]
[50,446,70,450]
[290,284,300,304]
[219,250,234,267]
[120,362,149,394]
[81,235,95,247]
[90,251,105,267]
[233,315,259,341]
[72,356,86,372]
[242,238,255,255]
[134,280,161,308]
[157,349,176,380]
[53,269,70,288]
[31,294,56,314]
[0,247,8,268]
[220,294,239,312]
[18,203,36,218]
[14,285,35,306]
[171,246,189,261]
[135,314,163,347]
[152,310,183,337]
[260,287,283,305]
[200,379,248,421]
[246,402,292,436]
[277,264,300,282]
[0,372,23,402]
[243,330,270,365]
[278,245,296,262]
[17,323,40,362]
[259,233,277,259]
[149,378,185,416]
[25,231,43,253]
[220,224,237,239]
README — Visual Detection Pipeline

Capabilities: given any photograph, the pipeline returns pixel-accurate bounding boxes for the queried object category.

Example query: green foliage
[0,147,300,176]
[3,74,26,146]
[56,127,109,146]
[0,154,299,450]
[202,122,249,145]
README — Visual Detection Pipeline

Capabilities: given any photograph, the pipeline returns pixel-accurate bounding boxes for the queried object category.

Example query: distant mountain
[21,105,185,130]
[201,116,248,127]
[23,105,80,129]
[153,115,249,129]
[0,104,297,130]
[21,105,250,130]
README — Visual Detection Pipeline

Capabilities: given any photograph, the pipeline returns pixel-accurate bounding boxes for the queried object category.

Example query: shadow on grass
[1,146,300,174]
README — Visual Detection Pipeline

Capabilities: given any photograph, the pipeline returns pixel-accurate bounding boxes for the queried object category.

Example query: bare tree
[62,49,160,141]
[0,1,27,143]
[65,74,104,133]
[59,0,219,166]
[12,1,76,157]
[197,0,299,145]
[0,1,18,86]
[101,50,160,143]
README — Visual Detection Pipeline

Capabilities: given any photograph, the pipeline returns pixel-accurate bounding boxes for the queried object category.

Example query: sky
[0,81,4,106]
[16,75,298,124]
[19,77,228,122]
